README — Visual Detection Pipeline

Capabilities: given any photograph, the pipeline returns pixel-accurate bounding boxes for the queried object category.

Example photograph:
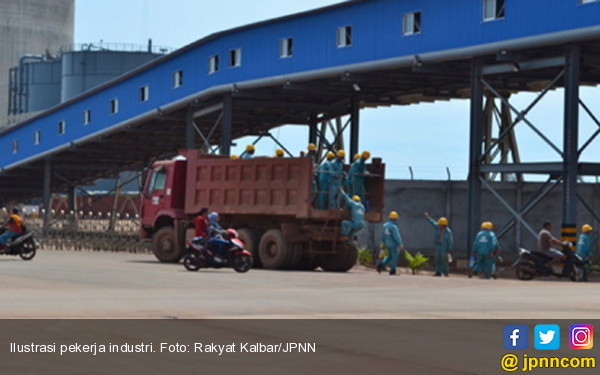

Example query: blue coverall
[577,232,592,281]
[328,158,344,208]
[347,158,367,201]
[315,160,331,209]
[427,217,453,276]
[307,153,318,205]
[380,219,403,274]
[241,153,253,159]
[340,191,365,243]
[472,229,499,279]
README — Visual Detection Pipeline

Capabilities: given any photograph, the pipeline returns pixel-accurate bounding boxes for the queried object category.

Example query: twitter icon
[535,325,560,350]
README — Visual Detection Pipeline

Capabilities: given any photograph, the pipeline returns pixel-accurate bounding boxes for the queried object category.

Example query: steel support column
[561,46,580,242]
[350,97,360,159]
[221,95,232,156]
[185,106,195,149]
[43,158,51,229]
[309,114,318,146]
[467,61,483,258]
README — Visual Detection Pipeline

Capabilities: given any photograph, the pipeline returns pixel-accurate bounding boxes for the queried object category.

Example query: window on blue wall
[483,0,505,21]
[580,0,600,4]
[34,131,41,145]
[139,85,149,102]
[83,110,91,125]
[208,55,219,74]
[12,140,18,154]
[403,12,421,35]
[110,98,119,114]
[58,121,66,135]
[279,38,293,58]
[229,48,242,67]
[173,70,183,88]
[336,26,352,48]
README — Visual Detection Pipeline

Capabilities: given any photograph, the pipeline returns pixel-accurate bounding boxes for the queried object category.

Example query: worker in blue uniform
[315,152,335,209]
[306,144,319,204]
[242,144,255,159]
[577,224,593,281]
[377,211,405,275]
[339,188,365,244]
[424,212,454,276]
[328,150,346,209]
[471,221,499,279]
[347,151,371,201]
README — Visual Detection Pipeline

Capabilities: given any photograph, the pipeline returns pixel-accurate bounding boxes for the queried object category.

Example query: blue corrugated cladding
[3,0,600,169]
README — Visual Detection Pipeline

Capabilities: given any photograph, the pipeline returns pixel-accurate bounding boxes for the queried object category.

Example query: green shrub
[405,250,429,274]
[358,247,374,266]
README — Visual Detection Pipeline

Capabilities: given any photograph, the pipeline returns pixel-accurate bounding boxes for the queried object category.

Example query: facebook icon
[504,325,529,350]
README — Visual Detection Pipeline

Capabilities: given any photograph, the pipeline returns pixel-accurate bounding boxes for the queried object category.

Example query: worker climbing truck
[140,149,385,272]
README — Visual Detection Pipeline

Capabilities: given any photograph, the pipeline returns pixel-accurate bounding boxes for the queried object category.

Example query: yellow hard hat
[354,153,361,161]
[336,150,345,158]
[361,151,371,160]
[326,151,335,160]
[438,217,448,226]
[275,148,284,157]
[352,195,361,202]
[389,211,399,220]
[245,144,255,152]
[307,143,317,151]
[481,221,493,230]
[230,154,239,159]
[582,224,593,233]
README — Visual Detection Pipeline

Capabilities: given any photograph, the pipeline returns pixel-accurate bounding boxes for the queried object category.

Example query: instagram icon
[570,325,593,349]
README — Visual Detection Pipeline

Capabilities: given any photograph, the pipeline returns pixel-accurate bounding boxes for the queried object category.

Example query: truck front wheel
[152,227,183,263]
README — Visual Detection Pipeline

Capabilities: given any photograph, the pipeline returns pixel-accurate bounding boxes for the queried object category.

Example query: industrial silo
[0,0,74,118]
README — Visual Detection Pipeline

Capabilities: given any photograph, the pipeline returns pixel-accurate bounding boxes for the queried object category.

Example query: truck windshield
[147,167,166,195]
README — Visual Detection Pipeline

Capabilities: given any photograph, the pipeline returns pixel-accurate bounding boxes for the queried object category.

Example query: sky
[74,0,600,181]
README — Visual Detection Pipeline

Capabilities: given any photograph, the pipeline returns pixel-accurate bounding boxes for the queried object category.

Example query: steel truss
[468,46,600,256]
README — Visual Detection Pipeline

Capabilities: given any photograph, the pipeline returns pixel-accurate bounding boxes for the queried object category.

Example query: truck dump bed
[181,149,313,218]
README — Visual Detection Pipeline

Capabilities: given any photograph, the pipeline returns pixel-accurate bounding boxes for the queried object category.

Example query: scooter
[0,226,39,261]
[514,243,587,282]
[183,228,253,273]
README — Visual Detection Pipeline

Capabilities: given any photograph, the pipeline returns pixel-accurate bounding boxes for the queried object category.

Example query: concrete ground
[1,249,598,319]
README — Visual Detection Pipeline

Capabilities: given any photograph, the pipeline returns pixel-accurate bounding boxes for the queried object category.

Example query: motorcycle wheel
[516,261,535,281]
[19,240,37,261]
[183,252,202,272]
[569,266,586,282]
[233,253,253,273]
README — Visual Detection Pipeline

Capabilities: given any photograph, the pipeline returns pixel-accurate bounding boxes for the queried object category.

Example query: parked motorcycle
[183,228,253,273]
[0,226,38,261]
[514,243,587,282]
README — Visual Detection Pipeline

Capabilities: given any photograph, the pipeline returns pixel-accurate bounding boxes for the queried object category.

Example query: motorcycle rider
[192,208,209,243]
[538,221,571,276]
[207,212,229,262]
[0,208,23,252]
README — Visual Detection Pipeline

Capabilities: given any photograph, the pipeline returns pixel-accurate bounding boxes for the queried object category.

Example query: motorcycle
[514,243,587,282]
[183,228,253,273]
[0,225,39,261]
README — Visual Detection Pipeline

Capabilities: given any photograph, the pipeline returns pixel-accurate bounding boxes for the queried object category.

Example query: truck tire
[285,244,303,269]
[258,229,289,269]
[237,228,263,268]
[320,243,358,272]
[152,227,183,263]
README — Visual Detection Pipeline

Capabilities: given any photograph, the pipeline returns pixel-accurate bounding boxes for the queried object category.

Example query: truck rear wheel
[237,228,263,268]
[320,243,358,272]
[258,229,289,269]
[152,227,183,263]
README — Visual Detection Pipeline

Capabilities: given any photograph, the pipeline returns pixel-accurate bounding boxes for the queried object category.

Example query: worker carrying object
[315,152,335,209]
[328,150,346,209]
[577,224,593,281]
[347,151,371,201]
[377,211,405,275]
[242,144,255,159]
[471,221,499,279]
[339,188,365,244]
[424,212,453,277]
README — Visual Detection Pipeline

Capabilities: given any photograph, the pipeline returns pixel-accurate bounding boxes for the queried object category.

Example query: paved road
[1,250,598,318]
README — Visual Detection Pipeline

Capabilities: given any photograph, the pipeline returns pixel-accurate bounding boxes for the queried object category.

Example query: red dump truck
[140,149,385,272]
